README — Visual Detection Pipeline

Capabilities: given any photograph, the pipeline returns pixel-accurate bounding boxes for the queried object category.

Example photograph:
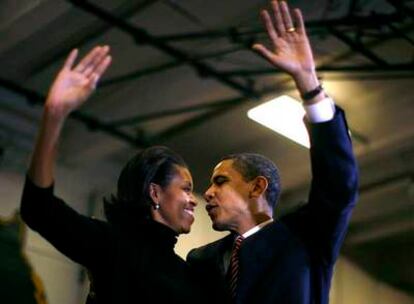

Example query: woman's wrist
[44,100,70,121]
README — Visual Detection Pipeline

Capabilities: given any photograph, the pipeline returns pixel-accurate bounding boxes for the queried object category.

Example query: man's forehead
[212,159,234,176]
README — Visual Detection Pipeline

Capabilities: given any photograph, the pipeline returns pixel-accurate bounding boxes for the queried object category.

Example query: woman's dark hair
[104,146,188,224]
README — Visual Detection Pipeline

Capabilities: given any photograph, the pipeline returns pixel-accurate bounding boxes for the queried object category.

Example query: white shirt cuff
[303,97,336,123]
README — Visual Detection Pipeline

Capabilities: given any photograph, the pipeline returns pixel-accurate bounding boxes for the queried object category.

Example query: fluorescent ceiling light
[247,95,310,148]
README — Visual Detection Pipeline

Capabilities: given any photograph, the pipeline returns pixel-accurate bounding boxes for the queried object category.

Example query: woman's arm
[21,47,113,267]
[28,46,111,187]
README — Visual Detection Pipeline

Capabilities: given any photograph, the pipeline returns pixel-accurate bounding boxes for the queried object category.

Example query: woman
[20,46,208,303]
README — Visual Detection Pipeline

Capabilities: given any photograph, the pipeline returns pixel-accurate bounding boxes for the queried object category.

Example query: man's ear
[149,183,163,204]
[250,176,268,199]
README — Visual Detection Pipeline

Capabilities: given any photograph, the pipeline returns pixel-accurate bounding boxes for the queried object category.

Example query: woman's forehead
[174,165,193,183]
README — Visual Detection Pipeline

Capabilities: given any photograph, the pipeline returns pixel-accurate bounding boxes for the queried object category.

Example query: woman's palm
[46,46,111,117]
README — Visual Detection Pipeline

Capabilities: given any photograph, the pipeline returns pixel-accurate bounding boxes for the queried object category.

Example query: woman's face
[151,165,197,234]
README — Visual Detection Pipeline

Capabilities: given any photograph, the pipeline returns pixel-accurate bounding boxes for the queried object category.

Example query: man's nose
[204,186,213,202]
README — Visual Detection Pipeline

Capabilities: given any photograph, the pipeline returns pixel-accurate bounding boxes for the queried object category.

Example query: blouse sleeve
[20,176,112,268]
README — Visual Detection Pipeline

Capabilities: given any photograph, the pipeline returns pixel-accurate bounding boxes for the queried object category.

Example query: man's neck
[236,214,273,236]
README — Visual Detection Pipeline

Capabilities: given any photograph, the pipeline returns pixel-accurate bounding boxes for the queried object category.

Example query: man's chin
[212,221,227,232]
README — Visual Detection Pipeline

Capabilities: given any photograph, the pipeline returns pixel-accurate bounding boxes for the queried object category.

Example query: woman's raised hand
[45,46,112,118]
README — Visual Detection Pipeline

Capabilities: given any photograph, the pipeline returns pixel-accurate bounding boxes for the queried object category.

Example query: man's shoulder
[187,235,231,261]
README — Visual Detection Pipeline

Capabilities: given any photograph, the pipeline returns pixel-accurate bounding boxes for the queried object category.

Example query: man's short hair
[221,153,281,209]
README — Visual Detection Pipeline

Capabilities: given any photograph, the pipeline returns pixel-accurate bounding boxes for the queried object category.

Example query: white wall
[331,258,414,304]
[0,169,90,304]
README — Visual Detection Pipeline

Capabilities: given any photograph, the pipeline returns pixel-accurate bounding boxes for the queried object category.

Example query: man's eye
[215,177,226,185]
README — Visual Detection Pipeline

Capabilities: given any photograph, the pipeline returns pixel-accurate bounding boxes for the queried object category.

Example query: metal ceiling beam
[108,94,247,127]
[387,23,414,45]
[29,0,159,77]
[320,73,414,81]
[67,0,260,100]
[162,0,205,27]
[318,21,414,71]
[386,0,414,19]
[346,213,414,245]
[348,0,360,16]
[154,13,405,42]
[218,63,414,77]
[328,28,388,65]
[0,77,150,148]
[152,96,246,142]
[100,45,245,88]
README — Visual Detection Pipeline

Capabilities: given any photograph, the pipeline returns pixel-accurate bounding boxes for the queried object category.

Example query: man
[187,1,358,304]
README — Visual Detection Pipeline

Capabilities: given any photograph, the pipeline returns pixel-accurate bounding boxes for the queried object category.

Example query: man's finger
[280,1,294,32]
[252,44,276,64]
[63,49,78,70]
[293,8,305,35]
[261,10,278,46]
[271,1,286,36]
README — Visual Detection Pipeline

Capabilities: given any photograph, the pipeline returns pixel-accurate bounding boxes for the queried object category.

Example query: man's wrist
[293,71,326,105]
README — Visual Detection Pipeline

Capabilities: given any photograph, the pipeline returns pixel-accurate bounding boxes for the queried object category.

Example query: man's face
[204,159,253,233]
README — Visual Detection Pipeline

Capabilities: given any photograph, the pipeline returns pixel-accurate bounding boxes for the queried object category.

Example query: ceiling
[0,0,413,296]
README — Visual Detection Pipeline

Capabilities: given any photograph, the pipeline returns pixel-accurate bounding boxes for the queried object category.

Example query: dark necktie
[228,235,244,300]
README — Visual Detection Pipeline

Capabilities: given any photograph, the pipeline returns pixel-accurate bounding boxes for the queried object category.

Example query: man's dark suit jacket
[187,107,359,304]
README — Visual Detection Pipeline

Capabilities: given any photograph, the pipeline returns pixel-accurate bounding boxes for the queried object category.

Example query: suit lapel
[216,234,235,277]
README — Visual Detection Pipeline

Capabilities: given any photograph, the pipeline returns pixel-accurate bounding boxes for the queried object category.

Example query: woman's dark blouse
[20,177,207,304]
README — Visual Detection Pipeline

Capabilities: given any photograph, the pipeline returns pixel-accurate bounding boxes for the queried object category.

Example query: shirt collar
[242,218,274,239]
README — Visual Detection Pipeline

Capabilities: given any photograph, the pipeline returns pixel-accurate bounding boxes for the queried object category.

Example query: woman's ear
[250,176,268,199]
[149,183,163,207]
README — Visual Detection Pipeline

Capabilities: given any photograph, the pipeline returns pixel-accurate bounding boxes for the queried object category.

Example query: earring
[153,203,160,210]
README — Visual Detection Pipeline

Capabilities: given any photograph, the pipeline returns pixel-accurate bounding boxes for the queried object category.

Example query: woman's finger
[84,46,110,78]
[74,46,102,73]
[86,55,112,83]
[63,49,78,70]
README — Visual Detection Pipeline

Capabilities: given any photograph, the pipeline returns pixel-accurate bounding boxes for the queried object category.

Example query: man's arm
[253,1,358,264]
